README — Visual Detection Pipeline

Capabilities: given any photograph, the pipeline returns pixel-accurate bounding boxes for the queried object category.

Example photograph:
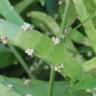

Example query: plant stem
[72,13,96,32]
[48,68,55,96]
[60,0,70,34]
[8,43,32,80]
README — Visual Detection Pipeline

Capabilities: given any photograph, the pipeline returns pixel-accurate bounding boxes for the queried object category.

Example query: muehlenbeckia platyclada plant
[0,0,96,96]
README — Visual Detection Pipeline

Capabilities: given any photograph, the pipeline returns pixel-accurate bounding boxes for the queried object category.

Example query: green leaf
[93,0,96,4]
[0,45,15,68]
[59,1,76,27]
[39,0,46,6]
[67,90,92,96]
[83,57,96,72]
[83,0,96,27]
[71,76,96,92]
[0,19,82,80]
[0,75,91,96]
[45,0,58,16]
[0,0,24,25]
[15,0,34,13]
[28,11,61,37]
[28,11,83,54]
[0,75,68,96]
[69,28,90,46]
[59,2,90,46]
[0,83,21,96]
[73,0,96,53]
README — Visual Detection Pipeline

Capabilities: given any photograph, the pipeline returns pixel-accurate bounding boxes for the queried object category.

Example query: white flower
[11,6,14,10]
[50,64,64,73]
[93,94,96,96]
[86,89,91,93]
[24,79,31,85]
[58,0,63,5]
[25,48,34,56]
[87,51,93,57]
[26,94,32,96]
[21,23,33,31]
[54,66,61,72]
[8,84,13,89]
[0,35,8,44]
[52,37,60,45]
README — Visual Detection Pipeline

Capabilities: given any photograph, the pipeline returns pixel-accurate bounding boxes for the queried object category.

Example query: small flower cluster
[21,23,33,31]
[52,37,60,45]
[58,0,63,5]
[25,48,34,56]
[86,87,96,96]
[8,84,13,90]
[87,51,93,57]
[50,64,64,72]
[0,35,8,44]
[24,79,31,86]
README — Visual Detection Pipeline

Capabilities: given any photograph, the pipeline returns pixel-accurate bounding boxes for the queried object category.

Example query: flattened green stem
[8,43,32,80]
[15,0,34,13]
[60,0,70,34]
[72,12,96,32]
[48,68,55,96]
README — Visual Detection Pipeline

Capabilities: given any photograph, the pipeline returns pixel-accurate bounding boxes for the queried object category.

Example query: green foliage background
[0,0,96,96]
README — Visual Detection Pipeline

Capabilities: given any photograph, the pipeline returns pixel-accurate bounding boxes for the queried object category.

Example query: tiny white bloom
[11,6,14,10]
[21,23,33,31]
[8,84,13,89]
[54,66,61,72]
[87,51,93,57]
[53,64,64,72]
[86,89,91,93]
[52,37,60,45]
[93,93,96,96]
[25,48,34,56]
[26,94,32,96]
[60,64,64,68]
[58,0,63,5]
[24,79,31,85]
[61,34,65,39]
[0,35,8,44]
